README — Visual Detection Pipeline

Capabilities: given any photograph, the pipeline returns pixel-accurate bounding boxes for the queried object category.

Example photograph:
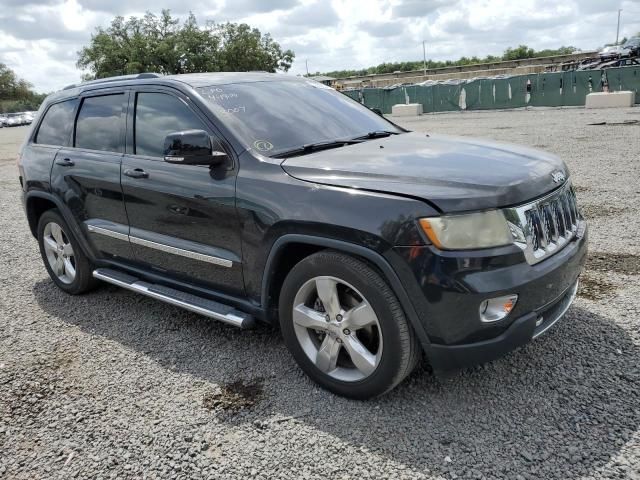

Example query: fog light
[479,295,518,323]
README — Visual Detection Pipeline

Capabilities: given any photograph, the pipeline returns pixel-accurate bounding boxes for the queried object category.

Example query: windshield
[197,80,401,157]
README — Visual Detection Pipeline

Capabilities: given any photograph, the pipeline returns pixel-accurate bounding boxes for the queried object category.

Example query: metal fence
[343,66,640,114]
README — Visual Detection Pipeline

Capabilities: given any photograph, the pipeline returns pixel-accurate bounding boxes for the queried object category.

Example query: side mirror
[163,130,228,166]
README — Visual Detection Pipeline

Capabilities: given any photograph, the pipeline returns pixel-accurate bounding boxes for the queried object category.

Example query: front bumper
[427,279,579,371]
[390,220,588,372]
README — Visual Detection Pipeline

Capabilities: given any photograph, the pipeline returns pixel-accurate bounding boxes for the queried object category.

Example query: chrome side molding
[86,221,233,268]
[129,236,233,268]
[87,224,129,242]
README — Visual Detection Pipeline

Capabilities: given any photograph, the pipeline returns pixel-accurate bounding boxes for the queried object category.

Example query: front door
[120,89,244,295]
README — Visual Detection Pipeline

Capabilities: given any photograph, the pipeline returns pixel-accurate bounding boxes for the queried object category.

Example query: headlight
[419,210,513,250]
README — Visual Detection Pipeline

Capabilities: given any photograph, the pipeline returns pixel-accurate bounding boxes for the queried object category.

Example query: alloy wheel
[42,222,76,284]
[292,276,383,382]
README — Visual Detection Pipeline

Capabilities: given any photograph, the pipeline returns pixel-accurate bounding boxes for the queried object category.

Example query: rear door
[120,88,244,295]
[50,90,134,261]
[22,98,77,196]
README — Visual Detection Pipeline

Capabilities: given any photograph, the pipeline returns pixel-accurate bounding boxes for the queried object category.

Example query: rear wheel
[279,250,419,399]
[37,209,98,294]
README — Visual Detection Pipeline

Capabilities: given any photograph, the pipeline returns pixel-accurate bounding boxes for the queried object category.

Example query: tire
[37,209,98,295]
[279,250,420,399]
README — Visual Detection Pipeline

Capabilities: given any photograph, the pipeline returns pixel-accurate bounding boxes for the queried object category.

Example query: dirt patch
[578,272,617,301]
[203,378,263,412]
[586,252,640,276]
[580,204,627,220]
[0,368,61,417]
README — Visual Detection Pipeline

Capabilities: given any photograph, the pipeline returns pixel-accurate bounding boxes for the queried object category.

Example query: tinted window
[135,93,207,157]
[35,100,77,146]
[197,81,401,157]
[75,95,123,152]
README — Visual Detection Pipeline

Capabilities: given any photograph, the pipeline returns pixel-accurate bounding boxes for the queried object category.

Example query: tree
[502,45,535,60]
[0,63,46,113]
[318,45,580,79]
[77,10,294,79]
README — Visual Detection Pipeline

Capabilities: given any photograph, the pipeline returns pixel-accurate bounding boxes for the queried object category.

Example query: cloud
[1,0,640,93]
[359,20,405,38]
[392,0,449,18]
[269,0,340,37]
[76,0,204,14]
[282,1,340,28]
[224,0,300,14]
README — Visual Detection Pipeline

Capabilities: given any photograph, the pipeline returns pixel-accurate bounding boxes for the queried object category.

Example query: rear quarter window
[35,99,78,146]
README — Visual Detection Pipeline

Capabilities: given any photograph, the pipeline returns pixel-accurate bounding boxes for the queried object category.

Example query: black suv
[622,37,640,57]
[18,72,587,399]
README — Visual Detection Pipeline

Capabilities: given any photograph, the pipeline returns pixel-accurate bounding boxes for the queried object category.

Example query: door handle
[123,168,149,179]
[55,158,74,167]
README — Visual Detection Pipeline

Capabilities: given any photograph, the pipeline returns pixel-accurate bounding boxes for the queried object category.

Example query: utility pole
[422,41,427,77]
[616,9,622,44]
[305,59,309,76]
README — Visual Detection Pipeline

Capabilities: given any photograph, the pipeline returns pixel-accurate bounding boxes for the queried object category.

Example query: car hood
[280,132,568,213]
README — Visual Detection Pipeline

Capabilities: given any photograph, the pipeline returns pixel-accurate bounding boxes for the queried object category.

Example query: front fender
[261,234,434,357]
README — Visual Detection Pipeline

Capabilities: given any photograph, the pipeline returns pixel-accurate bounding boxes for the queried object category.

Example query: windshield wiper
[272,138,363,159]
[350,130,400,141]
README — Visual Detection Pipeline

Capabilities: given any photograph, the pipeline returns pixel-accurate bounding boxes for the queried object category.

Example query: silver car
[5,113,24,127]
[22,112,34,124]
[598,45,624,60]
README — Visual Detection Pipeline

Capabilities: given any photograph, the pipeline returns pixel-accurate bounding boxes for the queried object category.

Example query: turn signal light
[479,295,518,323]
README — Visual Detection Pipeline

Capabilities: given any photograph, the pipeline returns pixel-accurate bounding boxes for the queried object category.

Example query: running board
[93,268,254,329]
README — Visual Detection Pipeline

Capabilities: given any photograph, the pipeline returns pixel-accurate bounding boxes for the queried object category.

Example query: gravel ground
[1,107,640,480]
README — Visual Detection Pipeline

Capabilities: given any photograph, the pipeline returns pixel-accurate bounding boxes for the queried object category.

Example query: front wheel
[279,251,420,399]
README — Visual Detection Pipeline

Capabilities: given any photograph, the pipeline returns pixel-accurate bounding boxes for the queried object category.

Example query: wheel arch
[261,234,433,355]
[25,191,94,259]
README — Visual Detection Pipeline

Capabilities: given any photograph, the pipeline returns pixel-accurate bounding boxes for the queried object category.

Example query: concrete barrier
[391,103,423,116]
[585,91,635,109]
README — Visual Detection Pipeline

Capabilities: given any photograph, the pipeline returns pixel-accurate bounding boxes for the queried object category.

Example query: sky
[1,0,639,93]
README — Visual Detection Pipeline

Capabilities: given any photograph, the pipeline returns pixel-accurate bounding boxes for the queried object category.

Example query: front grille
[504,182,582,265]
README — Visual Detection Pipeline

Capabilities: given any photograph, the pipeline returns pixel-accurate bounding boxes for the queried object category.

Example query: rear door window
[134,92,207,158]
[35,99,78,146]
[75,94,124,153]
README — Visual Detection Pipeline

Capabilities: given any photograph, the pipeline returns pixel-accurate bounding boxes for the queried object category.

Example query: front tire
[37,209,98,295]
[279,250,419,399]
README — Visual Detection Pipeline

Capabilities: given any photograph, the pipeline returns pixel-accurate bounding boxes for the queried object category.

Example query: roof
[165,71,300,87]
[49,72,306,104]
[62,71,299,91]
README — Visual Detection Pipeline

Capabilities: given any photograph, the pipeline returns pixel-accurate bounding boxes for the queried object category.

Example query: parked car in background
[5,113,25,127]
[598,45,624,60]
[0,115,6,128]
[622,37,640,57]
[22,112,35,125]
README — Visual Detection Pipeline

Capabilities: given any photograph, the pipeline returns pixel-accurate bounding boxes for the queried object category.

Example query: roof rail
[63,72,161,90]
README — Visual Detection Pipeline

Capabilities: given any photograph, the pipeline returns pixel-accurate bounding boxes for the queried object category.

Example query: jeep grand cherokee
[18,72,587,399]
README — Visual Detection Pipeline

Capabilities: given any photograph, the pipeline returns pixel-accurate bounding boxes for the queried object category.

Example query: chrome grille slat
[505,182,581,265]
[552,199,565,238]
